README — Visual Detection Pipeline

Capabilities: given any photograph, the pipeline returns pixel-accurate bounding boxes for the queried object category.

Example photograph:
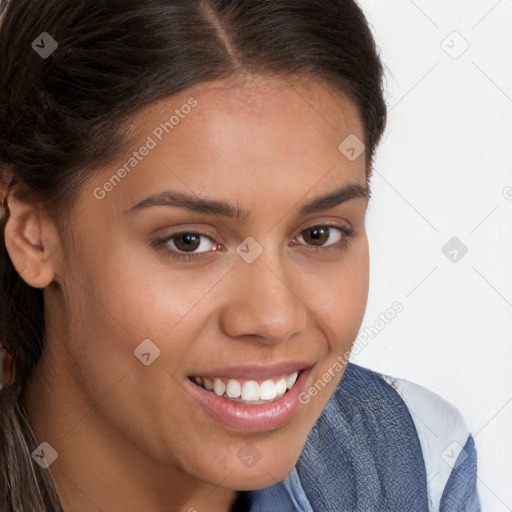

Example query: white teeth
[275,378,287,398]
[241,380,260,401]
[226,379,241,398]
[259,379,277,400]
[213,378,226,396]
[287,371,298,389]
[194,370,301,403]
[203,378,213,391]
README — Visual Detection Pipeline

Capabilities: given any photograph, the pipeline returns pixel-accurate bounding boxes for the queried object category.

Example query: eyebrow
[126,183,368,220]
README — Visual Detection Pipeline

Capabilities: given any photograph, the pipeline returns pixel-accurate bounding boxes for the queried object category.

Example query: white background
[352,1,512,510]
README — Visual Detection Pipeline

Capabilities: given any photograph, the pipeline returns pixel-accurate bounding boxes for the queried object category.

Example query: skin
[3,73,370,512]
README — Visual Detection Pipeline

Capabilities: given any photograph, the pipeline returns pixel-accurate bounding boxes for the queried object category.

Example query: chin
[223,463,296,491]
[188,449,298,492]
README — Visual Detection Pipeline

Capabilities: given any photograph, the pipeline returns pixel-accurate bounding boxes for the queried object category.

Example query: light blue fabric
[246,363,480,511]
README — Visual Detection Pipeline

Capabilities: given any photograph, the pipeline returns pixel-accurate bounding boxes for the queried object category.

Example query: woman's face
[36,75,369,495]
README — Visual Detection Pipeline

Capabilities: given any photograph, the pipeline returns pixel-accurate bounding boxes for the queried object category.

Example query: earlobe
[3,194,59,289]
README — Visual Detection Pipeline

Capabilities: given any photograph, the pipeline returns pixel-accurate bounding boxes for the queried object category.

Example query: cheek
[296,242,369,417]
[340,245,370,332]
[58,240,231,408]
[60,275,139,404]
[303,238,369,349]
[57,248,164,402]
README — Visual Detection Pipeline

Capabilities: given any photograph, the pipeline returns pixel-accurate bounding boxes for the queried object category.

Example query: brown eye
[173,233,202,252]
[152,231,218,261]
[299,225,348,248]
[302,227,330,246]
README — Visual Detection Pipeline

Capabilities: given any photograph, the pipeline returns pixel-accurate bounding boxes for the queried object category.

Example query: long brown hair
[0,1,387,509]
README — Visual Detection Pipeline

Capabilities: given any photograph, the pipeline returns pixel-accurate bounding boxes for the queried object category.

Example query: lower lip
[185,369,311,432]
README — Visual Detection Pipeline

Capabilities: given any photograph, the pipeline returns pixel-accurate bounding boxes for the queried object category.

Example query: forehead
[126,72,364,155]
[87,73,367,219]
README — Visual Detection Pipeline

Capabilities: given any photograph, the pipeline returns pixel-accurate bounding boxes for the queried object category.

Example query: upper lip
[189,360,313,379]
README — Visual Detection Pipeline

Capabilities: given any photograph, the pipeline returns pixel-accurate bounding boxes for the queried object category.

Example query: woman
[0,1,480,511]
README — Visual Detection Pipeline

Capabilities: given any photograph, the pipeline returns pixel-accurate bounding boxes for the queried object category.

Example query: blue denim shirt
[244,363,480,511]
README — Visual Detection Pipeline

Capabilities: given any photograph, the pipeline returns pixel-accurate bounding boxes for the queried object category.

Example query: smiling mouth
[188,371,301,404]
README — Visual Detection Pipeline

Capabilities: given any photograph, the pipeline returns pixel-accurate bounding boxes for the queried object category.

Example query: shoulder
[340,363,470,441]
[339,363,479,511]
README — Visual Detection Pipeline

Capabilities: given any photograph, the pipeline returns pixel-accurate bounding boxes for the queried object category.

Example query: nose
[219,250,308,345]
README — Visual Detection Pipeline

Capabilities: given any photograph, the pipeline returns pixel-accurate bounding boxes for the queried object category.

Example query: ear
[3,191,60,289]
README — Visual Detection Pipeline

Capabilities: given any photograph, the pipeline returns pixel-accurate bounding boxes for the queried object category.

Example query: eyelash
[152,224,353,262]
